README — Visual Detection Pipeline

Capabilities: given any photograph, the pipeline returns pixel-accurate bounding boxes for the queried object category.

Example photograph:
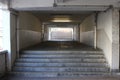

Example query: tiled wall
[80,14,95,47]
[18,12,42,50]
[19,30,41,49]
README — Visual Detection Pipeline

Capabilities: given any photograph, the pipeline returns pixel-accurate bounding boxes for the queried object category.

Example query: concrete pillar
[111,8,119,71]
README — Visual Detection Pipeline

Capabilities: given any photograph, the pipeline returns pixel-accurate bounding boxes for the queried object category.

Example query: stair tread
[10,71,111,77]
[17,58,106,60]
[21,53,103,54]
[14,66,109,68]
[22,51,103,55]
[15,62,108,66]
[12,70,110,74]
[11,47,109,77]
[21,53,103,55]
[20,54,104,56]
[18,57,105,59]
[15,62,107,63]
[20,55,104,58]
[9,41,110,78]
[22,50,103,52]
[16,58,106,62]
[11,71,110,74]
[15,64,108,66]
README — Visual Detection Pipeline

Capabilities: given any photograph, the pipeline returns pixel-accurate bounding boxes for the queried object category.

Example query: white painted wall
[0,9,3,50]
[0,0,16,71]
[80,14,95,46]
[18,12,42,50]
[2,10,11,71]
[1,10,19,71]
[11,0,54,9]
[97,10,112,68]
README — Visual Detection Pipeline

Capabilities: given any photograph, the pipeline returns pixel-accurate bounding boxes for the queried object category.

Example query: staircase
[10,49,110,79]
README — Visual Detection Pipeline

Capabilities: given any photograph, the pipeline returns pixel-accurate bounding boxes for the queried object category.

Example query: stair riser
[13,67,109,72]
[10,72,110,77]
[22,51,103,54]
[20,55,104,58]
[17,58,106,63]
[15,63,107,67]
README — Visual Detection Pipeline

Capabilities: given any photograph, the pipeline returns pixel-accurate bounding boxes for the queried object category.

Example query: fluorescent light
[51,15,72,22]
[51,19,72,22]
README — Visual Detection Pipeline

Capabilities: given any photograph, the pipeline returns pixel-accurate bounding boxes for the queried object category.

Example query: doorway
[48,27,74,41]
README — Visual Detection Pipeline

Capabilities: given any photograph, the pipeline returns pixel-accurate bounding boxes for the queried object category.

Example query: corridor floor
[23,41,100,51]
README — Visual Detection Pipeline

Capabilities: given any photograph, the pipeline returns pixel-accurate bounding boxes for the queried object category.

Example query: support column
[111,8,119,71]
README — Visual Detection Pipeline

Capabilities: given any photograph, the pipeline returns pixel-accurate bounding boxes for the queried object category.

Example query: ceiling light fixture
[51,19,72,22]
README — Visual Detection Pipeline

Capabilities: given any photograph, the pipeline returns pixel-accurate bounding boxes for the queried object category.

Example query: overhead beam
[11,5,109,12]
[55,0,64,3]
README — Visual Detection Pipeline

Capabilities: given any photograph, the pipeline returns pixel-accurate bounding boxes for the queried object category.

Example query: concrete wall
[11,0,54,9]
[10,0,119,9]
[97,9,119,70]
[0,9,3,50]
[0,0,9,9]
[111,9,119,70]
[97,9,112,68]
[80,14,95,46]
[18,12,42,50]
[10,13,18,67]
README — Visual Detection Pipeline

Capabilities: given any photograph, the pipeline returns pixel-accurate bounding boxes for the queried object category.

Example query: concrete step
[22,50,103,55]
[13,66,109,72]
[16,58,106,63]
[10,72,110,78]
[10,42,110,78]
[15,62,108,67]
[19,57,105,59]
[20,54,104,58]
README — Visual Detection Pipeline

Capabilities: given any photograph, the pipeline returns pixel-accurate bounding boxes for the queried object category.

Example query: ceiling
[16,0,120,23]
[31,11,93,23]
[11,0,120,11]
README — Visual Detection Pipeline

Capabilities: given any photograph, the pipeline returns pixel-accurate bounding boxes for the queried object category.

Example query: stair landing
[23,41,101,51]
